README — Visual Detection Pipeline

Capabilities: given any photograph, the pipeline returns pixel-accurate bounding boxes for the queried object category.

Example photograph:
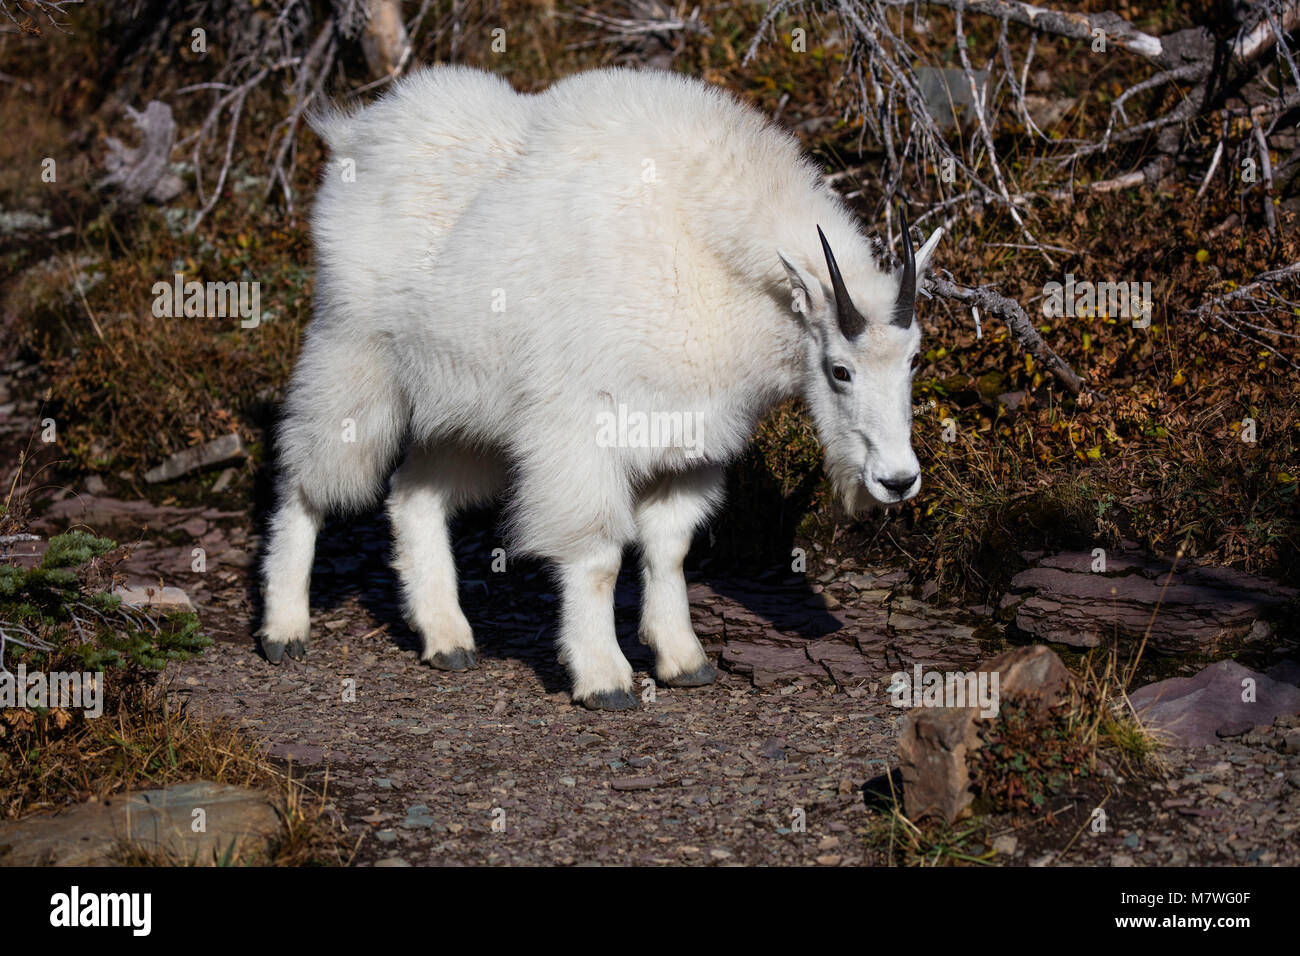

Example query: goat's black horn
[817,225,866,339]
[893,209,916,329]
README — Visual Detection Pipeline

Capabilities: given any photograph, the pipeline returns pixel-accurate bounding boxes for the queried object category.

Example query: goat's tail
[274,325,408,517]
[307,102,358,154]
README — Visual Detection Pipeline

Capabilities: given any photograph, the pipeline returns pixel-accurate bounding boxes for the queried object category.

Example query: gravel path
[4,358,1298,867]
[163,509,983,866]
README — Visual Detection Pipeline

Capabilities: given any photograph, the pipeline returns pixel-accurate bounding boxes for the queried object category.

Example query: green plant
[1,531,210,675]
[971,696,1093,814]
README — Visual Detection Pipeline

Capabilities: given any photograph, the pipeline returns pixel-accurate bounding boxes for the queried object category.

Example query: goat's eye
[832,365,852,383]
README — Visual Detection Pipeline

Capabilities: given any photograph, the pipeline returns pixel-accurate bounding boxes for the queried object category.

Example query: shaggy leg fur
[635,466,724,686]
[260,483,323,663]
[387,443,502,669]
[260,332,407,663]
[558,540,636,710]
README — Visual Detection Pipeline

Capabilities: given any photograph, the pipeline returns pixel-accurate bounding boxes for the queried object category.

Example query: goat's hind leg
[260,483,322,663]
[259,332,406,665]
[388,443,502,670]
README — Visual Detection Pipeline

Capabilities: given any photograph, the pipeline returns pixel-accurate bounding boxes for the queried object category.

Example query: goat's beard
[823,451,874,518]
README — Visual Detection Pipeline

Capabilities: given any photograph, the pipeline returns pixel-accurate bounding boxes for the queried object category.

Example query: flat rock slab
[113,583,195,613]
[1129,660,1300,747]
[145,433,245,484]
[37,496,218,533]
[0,780,280,866]
[720,641,827,686]
[1005,551,1295,653]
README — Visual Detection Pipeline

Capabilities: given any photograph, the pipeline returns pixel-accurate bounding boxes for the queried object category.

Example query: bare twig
[0,0,81,33]
[1251,115,1279,242]
[1187,262,1300,369]
[926,272,1091,397]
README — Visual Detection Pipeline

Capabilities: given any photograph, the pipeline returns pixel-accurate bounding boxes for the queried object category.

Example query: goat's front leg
[635,465,723,686]
[557,540,636,710]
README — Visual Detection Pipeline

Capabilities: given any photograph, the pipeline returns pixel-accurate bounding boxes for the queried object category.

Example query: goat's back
[305,67,855,464]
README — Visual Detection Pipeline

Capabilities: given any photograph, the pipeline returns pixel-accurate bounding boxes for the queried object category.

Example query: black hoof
[578,688,639,711]
[427,648,478,671]
[660,662,718,687]
[286,638,309,661]
[263,640,285,665]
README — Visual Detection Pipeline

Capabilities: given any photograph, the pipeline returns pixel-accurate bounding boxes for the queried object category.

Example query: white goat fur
[260,66,939,708]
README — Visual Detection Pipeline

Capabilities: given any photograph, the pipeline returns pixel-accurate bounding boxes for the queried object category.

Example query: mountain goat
[260,66,941,710]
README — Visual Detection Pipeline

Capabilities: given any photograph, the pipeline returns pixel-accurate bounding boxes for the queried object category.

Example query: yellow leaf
[1172,369,1186,386]
[1087,445,1102,459]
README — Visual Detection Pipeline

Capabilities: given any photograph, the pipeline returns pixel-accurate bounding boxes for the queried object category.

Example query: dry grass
[1,3,1295,598]
[1,446,350,865]
[2,676,354,865]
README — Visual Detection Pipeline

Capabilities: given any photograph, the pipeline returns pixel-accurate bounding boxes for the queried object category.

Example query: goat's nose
[879,472,919,497]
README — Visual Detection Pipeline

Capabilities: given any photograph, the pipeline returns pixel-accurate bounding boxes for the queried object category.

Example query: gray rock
[1005,551,1294,653]
[720,642,827,686]
[0,781,280,866]
[210,467,237,493]
[1129,660,1300,747]
[898,645,1073,823]
[915,66,988,131]
[145,433,245,484]
[99,101,185,206]
[1266,660,1300,686]
[113,583,195,613]
[401,805,436,829]
[38,495,200,532]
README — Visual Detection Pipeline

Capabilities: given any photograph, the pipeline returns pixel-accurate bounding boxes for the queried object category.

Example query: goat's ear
[915,226,944,278]
[777,248,825,325]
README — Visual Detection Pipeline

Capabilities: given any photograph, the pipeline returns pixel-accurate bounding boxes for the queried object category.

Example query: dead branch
[110,1,406,229]
[925,272,1090,397]
[98,100,184,206]
[0,0,81,34]
[563,0,711,65]
[749,0,1299,230]
[264,18,338,214]
[1251,116,1279,242]
[1188,262,1300,369]
[890,0,1169,61]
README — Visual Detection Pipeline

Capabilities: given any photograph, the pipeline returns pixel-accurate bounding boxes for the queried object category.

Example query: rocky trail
[3,362,1300,866]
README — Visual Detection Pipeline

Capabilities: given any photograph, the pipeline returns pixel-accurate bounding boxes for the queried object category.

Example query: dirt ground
[5,357,1299,867]
[148,506,1300,867]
